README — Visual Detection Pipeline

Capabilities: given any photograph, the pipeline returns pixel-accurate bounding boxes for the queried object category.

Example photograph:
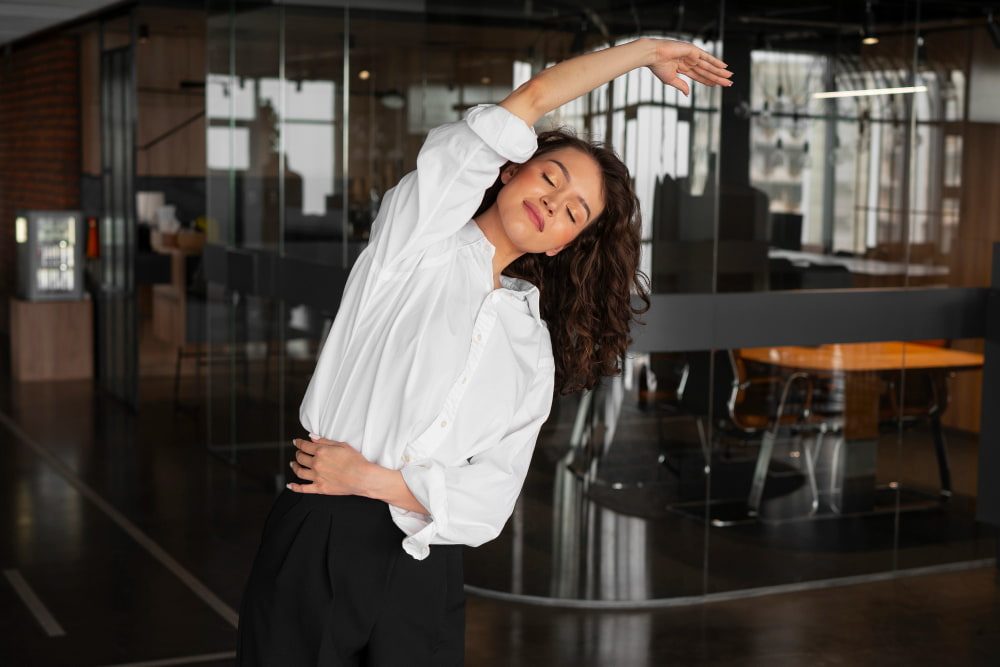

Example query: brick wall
[0,35,81,335]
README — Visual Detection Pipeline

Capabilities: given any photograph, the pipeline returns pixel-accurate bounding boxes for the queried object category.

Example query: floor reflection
[550,445,653,601]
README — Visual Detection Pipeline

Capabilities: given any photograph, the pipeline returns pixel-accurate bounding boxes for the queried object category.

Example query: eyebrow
[547,159,592,223]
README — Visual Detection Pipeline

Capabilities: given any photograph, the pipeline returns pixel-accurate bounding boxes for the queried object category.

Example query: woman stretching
[237,36,731,665]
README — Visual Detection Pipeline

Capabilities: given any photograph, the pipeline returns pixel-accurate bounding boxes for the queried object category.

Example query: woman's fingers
[294,450,313,467]
[667,76,690,96]
[308,433,347,446]
[290,460,314,480]
[678,64,731,88]
[667,41,727,70]
[693,47,727,69]
[685,68,720,88]
[293,438,318,455]
[680,60,732,86]
[286,481,319,494]
[691,60,733,80]
[693,64,733,86]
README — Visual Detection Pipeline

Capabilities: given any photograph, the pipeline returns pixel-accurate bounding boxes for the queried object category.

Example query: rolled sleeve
[391,361,555,560]
[463,103,539,164]
[368,104,538,272]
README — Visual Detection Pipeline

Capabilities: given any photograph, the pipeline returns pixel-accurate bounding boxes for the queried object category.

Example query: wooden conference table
[736,341,983,517]
[739,341,983,374]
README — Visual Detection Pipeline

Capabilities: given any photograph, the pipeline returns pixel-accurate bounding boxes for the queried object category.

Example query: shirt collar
[463,220,543,326]
[499,275,543,326]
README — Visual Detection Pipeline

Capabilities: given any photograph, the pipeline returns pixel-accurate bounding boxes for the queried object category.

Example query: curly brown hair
[474,128,651,396]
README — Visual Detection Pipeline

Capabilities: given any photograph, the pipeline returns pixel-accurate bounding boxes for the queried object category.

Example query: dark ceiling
[423,0,998,47]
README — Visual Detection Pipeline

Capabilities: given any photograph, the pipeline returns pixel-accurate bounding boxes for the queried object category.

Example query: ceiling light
[813,85,927,100]
[862,1,879,45]
[358,70,370,81]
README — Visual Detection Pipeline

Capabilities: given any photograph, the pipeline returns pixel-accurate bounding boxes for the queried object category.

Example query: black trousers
[237,489,465,666]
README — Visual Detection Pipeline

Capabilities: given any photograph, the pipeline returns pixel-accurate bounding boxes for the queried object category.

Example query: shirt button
[440,420,447,428]
[474,333,481,342]
[402,454,411,463]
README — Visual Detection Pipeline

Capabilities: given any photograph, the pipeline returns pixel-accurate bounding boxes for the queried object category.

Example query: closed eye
[543,173,554,186]
[567,207,576,224]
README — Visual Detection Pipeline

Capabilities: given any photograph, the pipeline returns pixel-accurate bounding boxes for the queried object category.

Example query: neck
[474,206,525,286]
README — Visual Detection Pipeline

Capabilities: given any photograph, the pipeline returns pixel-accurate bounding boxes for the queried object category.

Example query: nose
[540,195,554,216]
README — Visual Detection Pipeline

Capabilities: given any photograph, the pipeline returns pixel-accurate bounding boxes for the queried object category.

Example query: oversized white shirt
[299,103,555,560]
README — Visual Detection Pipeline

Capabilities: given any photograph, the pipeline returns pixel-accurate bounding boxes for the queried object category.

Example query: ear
[500,163,519,185]
[545,244,567,257]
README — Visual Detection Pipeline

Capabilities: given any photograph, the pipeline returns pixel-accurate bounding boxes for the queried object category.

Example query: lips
[523,201,544,232]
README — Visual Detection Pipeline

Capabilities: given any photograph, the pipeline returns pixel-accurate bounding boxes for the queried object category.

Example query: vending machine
[15,210,84,301]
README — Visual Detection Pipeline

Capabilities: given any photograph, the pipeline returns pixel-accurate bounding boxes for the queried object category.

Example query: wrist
[358,460,388,500]
[642,37,666,68]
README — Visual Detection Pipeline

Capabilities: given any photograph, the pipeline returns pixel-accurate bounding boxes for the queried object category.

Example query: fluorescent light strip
[813,85,927,99]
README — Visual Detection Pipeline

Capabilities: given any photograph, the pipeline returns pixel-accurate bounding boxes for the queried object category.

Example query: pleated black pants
[236,489,465,666]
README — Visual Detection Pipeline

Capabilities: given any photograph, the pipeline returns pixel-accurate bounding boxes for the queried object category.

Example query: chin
[498,213,535,247]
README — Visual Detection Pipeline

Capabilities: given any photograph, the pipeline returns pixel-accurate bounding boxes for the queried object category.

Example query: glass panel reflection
[199,0,997,605]
[735,1,977,292]
[895,337,995,568]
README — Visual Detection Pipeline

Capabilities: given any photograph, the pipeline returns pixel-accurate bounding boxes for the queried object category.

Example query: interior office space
[2,1,1000,665]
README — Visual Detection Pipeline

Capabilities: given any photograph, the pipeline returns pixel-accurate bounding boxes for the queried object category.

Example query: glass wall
[202,0,996,601]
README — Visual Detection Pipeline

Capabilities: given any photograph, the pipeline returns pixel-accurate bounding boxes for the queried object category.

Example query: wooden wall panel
[942,121,1000,432]
[136,32,206,177]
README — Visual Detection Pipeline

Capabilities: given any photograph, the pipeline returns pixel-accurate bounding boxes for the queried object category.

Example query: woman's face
[495,146,605,256]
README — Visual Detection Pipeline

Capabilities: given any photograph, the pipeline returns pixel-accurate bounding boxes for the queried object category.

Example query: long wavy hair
[474,128,651,396]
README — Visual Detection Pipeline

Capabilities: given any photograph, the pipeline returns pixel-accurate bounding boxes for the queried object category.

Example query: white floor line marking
[0,410,239,628]
[98,650,237,667]
[3,569,66,637]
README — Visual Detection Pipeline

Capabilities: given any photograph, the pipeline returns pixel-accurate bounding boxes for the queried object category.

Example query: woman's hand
[287,434,373,495]
[287,435,431,513]
[647,39,732,97]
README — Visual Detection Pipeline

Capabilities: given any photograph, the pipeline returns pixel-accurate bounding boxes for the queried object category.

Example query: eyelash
[542,173,577,224]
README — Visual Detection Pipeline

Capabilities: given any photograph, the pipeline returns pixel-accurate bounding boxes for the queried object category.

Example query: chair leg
[748,427,778,514]
[828,435,845,514]
[803,429,824,515]
[930,413,953,499]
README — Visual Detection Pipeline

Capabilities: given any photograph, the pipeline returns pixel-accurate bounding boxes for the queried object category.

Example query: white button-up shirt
[299,104,555,560]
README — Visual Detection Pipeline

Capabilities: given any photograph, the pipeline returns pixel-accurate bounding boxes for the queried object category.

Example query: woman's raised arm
[500,37,732,127]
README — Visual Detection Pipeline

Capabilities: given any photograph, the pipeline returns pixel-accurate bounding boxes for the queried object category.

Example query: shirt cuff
[395,460,450,560]
[463,104,538,164]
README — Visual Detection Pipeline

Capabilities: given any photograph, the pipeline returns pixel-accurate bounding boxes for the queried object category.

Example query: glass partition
[205,1,286,484]
[202,0,995,602]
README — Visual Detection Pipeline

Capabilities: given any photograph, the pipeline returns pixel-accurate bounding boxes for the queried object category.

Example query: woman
[237,36,731,665]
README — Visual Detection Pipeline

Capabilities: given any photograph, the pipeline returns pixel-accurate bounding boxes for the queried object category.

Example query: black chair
[656,350,845,524]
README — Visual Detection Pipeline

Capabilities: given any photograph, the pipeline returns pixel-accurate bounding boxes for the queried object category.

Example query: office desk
[739,342,983,516]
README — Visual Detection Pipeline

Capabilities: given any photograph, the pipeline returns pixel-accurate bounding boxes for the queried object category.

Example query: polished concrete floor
[1,360,999,665]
